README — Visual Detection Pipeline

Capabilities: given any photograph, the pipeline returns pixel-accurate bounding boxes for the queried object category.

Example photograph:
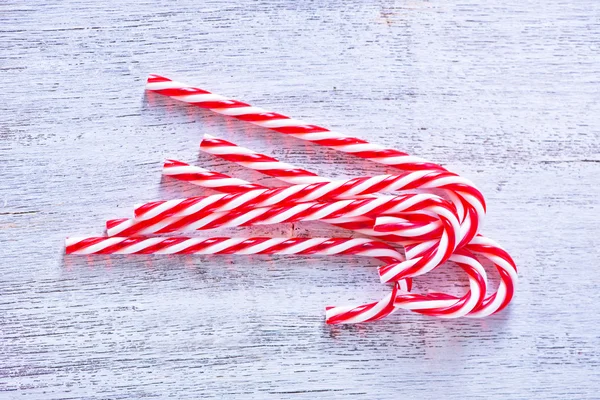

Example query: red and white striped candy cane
[373,216,513,294]
[395,235,515,318]
[65,236,400,262]
[163,159,267,192]
[325,248,488,323]
[136,170,466,226]
[146,75,443,172]
[64,236,490,321]
[199,135,484,248]
[107,195,461,313]
[161,159,408,242]
[324,233,516,323]
[200,136,472,247]
[197,135,478,247]
[147,75,484,246]
[107,194,460,249]
[182,169,507,322]
[196,135,399,239]
[153,146,465,282]
[102,174,493,322]
[161,143,506,322]
[376,216,459,282]
[464,235,517,317]
[199,134,329,185]
[66,236,412,293]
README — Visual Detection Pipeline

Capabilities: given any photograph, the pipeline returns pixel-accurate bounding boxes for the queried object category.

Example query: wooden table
[1,1,599,398]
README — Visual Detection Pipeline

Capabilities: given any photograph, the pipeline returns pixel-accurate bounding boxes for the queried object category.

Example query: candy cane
[136,170,465,226]
[176,162,506,322]
[197,135,393,239]
[64,236,490,320]
[134,187,445,245]
[106,194,461,246]
[376,216,460,282]
[146,75,443,172]
[151,148,469,283]
[146,75,484,246]
[325,233,517,323]
[162,160,412,242]
[65,236,400,261]
[100,177,494,322]
[107,195,462,319]
[464,235,517,318]
[66,236,411,293]
[199,134,329,185]
[163,159,267,192]
[162,145,507,322]
[396,235,515,318]
[325,248,488,323]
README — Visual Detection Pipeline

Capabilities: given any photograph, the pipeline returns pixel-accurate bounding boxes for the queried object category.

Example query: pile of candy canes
[65,74,517,324]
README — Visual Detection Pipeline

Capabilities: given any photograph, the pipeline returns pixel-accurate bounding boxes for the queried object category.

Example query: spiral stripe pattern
[107,194,460,245]
[146,75,444,172]
[137,171,478,222]
[163,159,266,192]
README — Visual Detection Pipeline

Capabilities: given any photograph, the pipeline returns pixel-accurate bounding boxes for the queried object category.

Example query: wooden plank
[1,0,599,398]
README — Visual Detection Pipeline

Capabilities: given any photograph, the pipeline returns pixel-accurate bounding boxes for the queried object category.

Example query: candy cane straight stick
[137,171,464,224]
[196,135,401,239]
[163,159,267,192]
[146,75,485,246]
[146,74,443,172]
[66,236,412,293]
[135,175,448,243]
[161,159,408,241]
[65,236,401,262]
[107,194,460,243]
[199,134,330,185]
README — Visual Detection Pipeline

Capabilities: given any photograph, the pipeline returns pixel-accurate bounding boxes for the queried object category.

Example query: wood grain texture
[1,0,599,398]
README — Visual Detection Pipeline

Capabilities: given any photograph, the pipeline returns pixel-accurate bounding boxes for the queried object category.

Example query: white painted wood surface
[1,0,599,398]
